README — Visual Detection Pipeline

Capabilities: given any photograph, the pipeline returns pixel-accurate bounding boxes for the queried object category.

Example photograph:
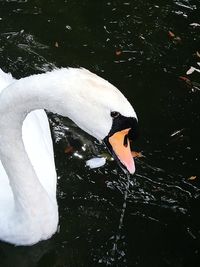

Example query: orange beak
[108,128,135,174]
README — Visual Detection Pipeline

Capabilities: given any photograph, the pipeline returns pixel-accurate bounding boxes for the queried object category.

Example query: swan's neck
[0,68,113,221]
[0,71,64,214]
[0,69,90,244]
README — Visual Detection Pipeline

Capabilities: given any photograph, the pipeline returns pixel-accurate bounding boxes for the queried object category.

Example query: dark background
[0,0,200,266]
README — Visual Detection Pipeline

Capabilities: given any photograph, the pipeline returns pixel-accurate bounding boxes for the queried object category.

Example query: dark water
[0,0,200,266]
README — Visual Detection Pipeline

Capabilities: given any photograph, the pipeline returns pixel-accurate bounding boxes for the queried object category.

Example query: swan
[0,67,138,246]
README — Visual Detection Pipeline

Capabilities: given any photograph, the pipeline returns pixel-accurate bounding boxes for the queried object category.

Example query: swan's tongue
[108,128,135,174]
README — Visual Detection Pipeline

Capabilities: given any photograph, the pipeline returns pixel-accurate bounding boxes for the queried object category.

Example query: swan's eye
[111,111,120,118]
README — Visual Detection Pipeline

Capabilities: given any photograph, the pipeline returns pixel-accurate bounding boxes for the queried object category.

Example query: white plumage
[0,68,136,246]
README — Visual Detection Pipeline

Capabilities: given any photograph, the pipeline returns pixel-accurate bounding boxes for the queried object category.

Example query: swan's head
[63,68,139,174]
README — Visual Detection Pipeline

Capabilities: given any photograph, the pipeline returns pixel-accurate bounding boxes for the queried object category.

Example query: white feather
[86,157,106,169]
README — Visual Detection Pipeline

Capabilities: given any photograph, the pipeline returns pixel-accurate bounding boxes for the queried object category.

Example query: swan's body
[0,68,137,246]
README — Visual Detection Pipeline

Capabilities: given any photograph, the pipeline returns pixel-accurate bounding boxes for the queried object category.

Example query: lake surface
[0,0,200,266]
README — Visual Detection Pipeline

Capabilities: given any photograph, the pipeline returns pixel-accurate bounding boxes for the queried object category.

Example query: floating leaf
[86,157,106,169]
[188,67,200,74]
[170,128,185,137]
[139,35,145,40]
[196,51,200,58]
[64,145,74,154]
[168,31,182,44]
[168,31,175,38]
[186,66,196,75]
[115,49,122,56]
[55,42,59,48]
[173,36,182,44]
[131,151,144,158]
[179,76,191,83]
[190,23,200,28]
[188,176,197,181]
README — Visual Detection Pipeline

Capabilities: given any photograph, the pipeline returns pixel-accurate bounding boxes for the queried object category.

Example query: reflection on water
[109,173,130,266]
[0,0,200,266]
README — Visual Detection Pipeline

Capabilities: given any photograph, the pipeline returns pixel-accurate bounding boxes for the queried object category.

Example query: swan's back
[0,69,14,92]
[0,69,57,212]
[0,70,16,210]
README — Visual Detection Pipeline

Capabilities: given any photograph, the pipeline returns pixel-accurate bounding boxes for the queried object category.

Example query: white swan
[0,67,138,246]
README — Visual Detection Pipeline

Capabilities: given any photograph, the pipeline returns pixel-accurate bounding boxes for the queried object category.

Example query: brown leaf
[179,76,191,83]
[168,31,175,38]
[64,146,74,154]
[115,49,122,56]
[188,176,197,181]
[178,76,192,90]
[131,151,144,158]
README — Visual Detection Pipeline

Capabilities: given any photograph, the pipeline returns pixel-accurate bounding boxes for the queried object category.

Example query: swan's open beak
[104,128,135,174]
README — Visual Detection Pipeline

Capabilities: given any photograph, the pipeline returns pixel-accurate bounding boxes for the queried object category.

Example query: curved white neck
[0,72,69,214]
[0,68,137,245]
[0,69,89,245]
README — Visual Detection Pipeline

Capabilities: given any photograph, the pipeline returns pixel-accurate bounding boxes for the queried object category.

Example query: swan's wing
[22,110,57,199]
